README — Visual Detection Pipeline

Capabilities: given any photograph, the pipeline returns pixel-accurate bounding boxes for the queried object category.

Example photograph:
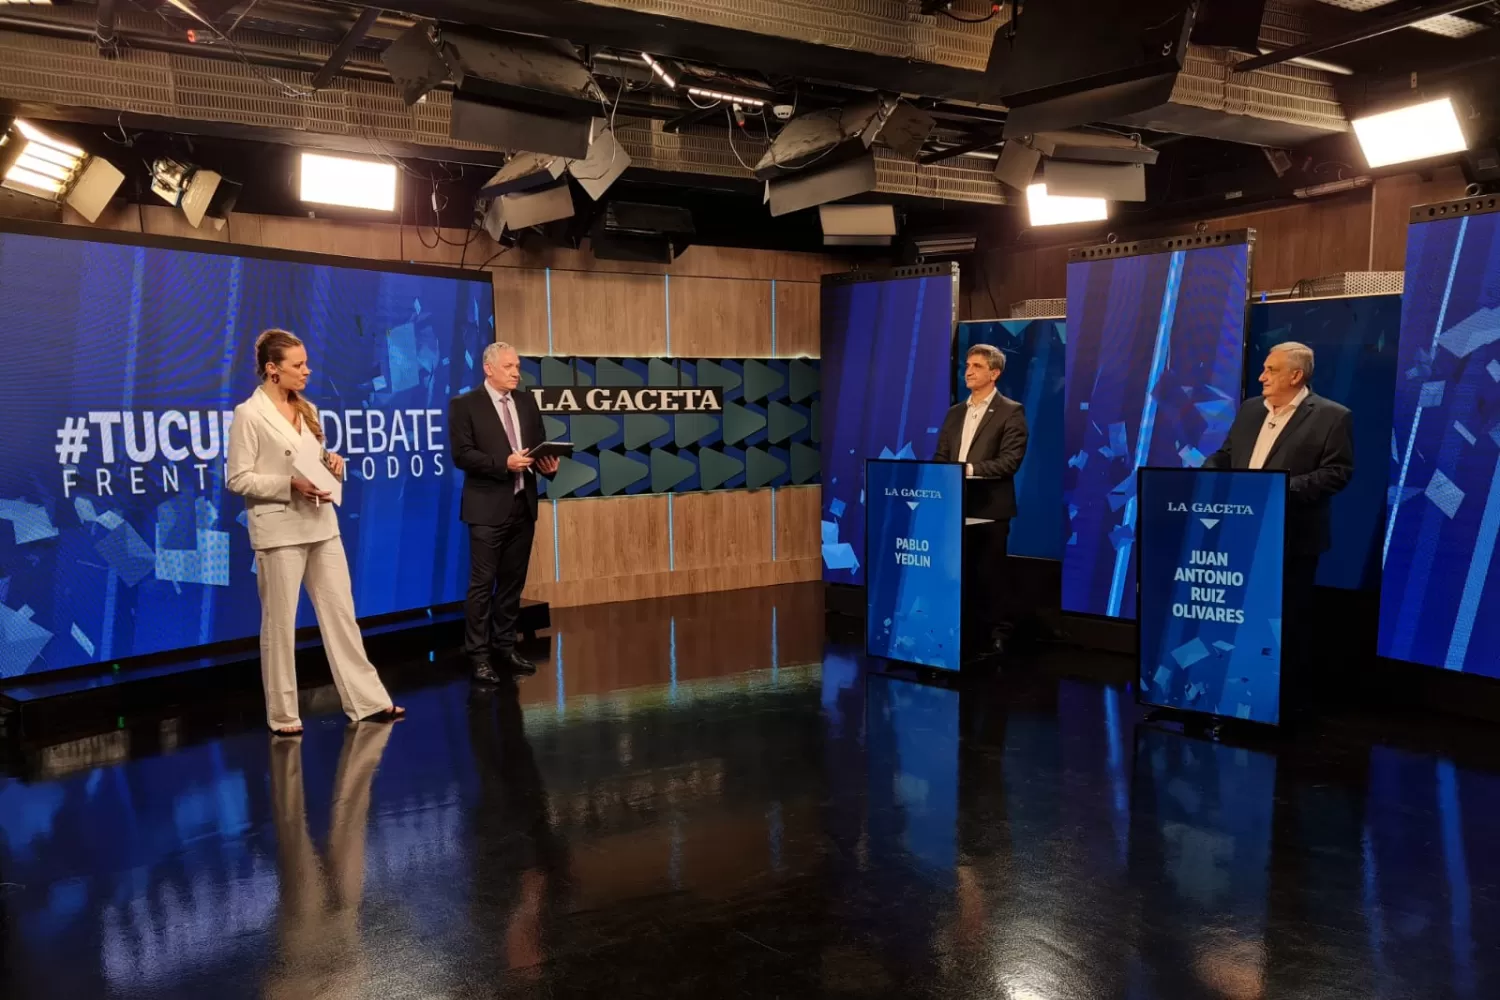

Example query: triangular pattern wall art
[519,356,821,498]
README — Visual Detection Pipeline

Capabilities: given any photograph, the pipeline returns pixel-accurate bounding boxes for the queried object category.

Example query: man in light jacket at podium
[1203,341,1354,707]
[934,344,1029,655]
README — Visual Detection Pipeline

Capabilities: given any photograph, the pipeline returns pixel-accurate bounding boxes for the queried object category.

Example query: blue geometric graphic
[865,461,963,671]
[1379,208,1500,676]
[822,272,955,586]
[1137,468,1287,725]
[1063,243,1249,620]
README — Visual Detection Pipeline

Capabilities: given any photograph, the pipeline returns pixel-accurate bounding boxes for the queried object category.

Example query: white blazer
[227,386,340,552]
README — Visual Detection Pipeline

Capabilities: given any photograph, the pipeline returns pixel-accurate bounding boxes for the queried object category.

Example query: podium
[1136,467,1288,726]
[866,459,1001,672]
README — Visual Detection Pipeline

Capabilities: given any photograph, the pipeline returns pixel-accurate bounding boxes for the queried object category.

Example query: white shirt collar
[967,387,997,410]
[483,381,510,404]
[1264,386,1309,415]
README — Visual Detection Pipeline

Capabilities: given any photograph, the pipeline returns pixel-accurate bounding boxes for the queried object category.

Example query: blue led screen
[1062,243,1249,619]
[820,272,956,586]
[0,228,492,678]
[1378,209,1500,676]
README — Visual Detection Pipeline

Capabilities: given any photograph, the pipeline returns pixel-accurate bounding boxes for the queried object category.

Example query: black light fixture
[149,156,241,230]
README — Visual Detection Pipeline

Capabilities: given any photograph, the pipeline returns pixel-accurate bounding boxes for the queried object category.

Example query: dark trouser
[464,504,535,663]
[963,517,1011,656]
[1281,552,1320,713]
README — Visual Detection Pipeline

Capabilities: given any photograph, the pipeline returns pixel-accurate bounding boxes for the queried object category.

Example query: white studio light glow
[686,87,766,108]
[1352,97,1467,169]
[641,53,677,89]
[1026,183,1108,227]
[3,119,85,198]
[299,152,398,212]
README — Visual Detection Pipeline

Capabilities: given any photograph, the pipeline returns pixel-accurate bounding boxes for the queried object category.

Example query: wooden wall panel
[775,486,821,564]
[492,268,551,356]
[959,173,1473,323]
[526,499,556,588]
[556,495,671,582]
[1369,167,1467,271]
[548,270,667,356]
[673,490,772,572]
[774,280,820,358]
[669,276,772,357]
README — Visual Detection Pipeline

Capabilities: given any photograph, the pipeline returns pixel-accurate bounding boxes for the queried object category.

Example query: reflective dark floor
[3,583,1500,999]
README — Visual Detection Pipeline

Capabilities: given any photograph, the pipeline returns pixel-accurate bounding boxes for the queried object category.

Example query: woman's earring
[271,373,280,384]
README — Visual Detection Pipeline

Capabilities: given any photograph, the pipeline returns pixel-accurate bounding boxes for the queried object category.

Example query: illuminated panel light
[298,152,398,211]
[1353,97,1467,168]
[641,53,677,88]
[686,87,766,108]
[1026,183,1107,227]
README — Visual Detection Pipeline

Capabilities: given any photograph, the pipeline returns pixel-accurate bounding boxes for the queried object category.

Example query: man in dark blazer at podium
[450,342,560,685]
[934,344,1029,655]
[1203,341,1353,706]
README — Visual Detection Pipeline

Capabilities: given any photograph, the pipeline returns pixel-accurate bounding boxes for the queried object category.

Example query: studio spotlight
[299,152,397,212]
[149,156,241,230]
[1026,183,1107,227]
[1352,97,1467,169]
[0,119,124,223]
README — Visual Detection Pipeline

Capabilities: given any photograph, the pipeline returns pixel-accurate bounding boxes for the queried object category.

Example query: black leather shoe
[471,661,502,685]
[498,648,537,676]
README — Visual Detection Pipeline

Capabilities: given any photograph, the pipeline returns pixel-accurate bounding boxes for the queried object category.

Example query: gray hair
[482,341,518,367]
[1269,341,1314,382]
[966,343,1006,376]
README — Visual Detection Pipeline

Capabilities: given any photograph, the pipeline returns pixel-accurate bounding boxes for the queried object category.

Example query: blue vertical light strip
[1362,826,1389,982]
[668,493,676,570]
[1103,687,1128,864]
[770,487,778,560]
[895,278,930,446]
[669,616,678,702]
[771,606,780,684]
[1445,454,1500,670]
[1437,759,1475,996]
[1385,215,1468,566]
[545,266,554,354]
[1107,251,1184,617]
[551,499,560,580]
[555,632,565,717]
[770,278,778,356]
[664,273,672,356]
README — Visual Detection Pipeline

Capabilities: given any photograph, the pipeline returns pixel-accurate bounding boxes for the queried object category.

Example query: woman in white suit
[227,328,405,736]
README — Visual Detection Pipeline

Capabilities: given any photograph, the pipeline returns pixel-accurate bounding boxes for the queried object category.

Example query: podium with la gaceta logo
[864,459,972,673]
[1136,467,1288,726]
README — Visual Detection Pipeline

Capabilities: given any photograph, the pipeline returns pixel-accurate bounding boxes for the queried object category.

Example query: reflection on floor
[2,581,1499,998]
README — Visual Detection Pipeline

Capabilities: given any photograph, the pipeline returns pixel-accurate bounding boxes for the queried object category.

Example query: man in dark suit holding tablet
[450,342,559,683]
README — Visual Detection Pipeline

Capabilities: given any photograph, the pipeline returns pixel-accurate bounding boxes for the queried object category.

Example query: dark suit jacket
[933,392,1029,521]
[1203,391,1354,556]
[449,385,546,525]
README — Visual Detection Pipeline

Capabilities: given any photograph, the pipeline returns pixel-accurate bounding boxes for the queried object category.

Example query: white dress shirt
[483,381,527,491]
[959,388,995,476]
[1248,386,1309,469]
